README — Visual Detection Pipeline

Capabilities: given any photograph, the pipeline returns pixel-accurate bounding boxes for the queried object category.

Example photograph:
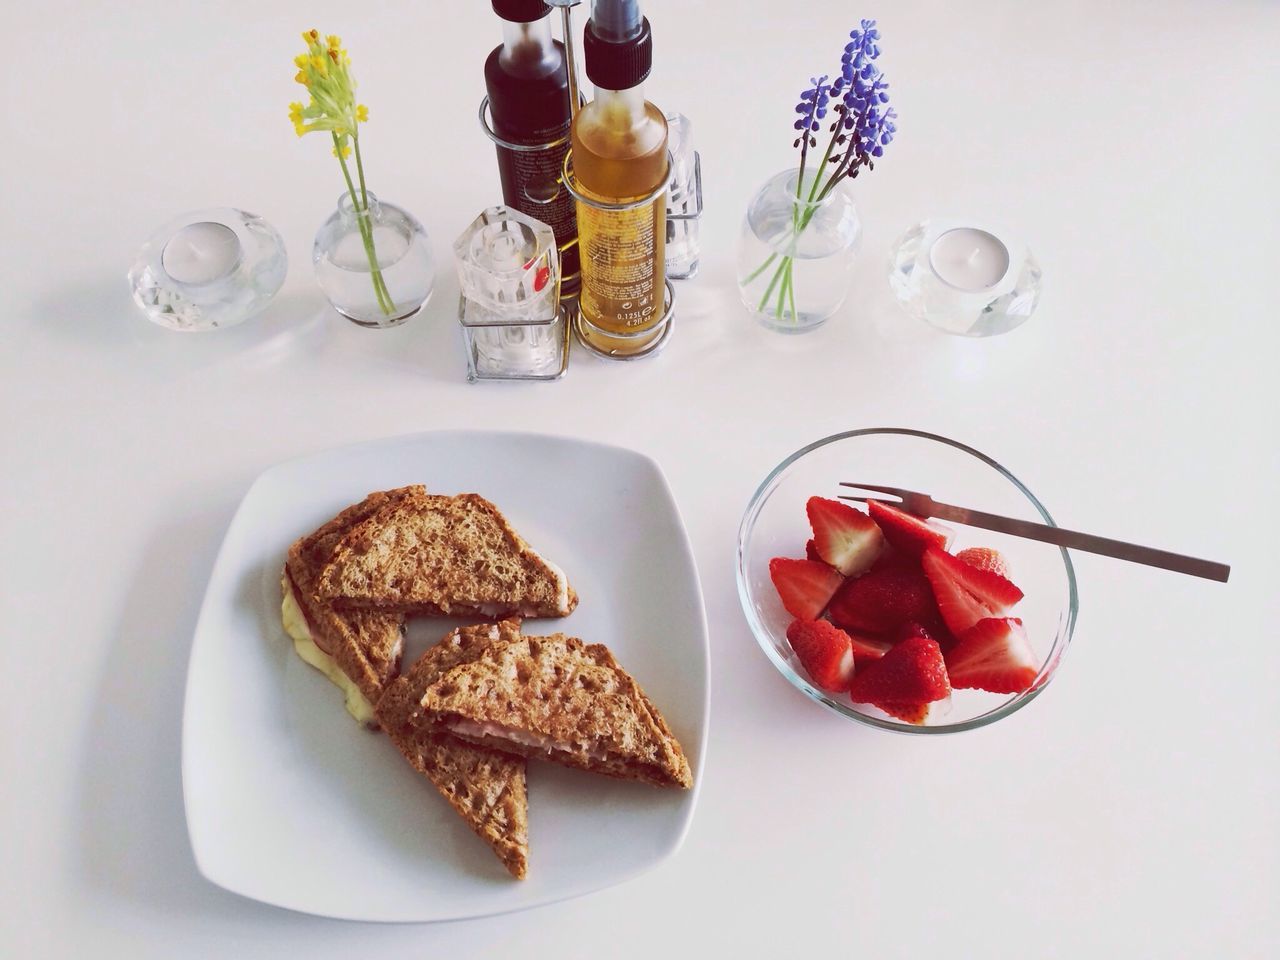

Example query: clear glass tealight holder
[128,208,287,331]
[454,205,568,382]
[888,219,1042,337]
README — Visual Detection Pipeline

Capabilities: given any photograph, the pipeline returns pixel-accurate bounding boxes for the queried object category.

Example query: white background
[4,0,1277,956]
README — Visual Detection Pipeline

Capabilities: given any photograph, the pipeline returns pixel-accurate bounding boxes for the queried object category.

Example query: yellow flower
[356,104,368,123]
[288,102,304,123]
[331,143,352,158]
[303,29,319,43]
[327,34,341,50]
[294,70,306,84]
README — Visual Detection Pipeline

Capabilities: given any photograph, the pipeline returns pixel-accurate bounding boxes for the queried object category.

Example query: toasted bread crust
[422,632,693,789]
[314,492,577,619]
[283,488,423,712]
[376,620,529,878]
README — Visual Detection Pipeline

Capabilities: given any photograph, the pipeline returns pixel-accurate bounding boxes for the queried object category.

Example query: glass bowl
[737,428,1078,733]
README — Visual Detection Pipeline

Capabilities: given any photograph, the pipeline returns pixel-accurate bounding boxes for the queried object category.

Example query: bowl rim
[736,427,1079,734]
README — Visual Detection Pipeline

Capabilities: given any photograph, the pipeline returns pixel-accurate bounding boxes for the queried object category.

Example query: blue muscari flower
[793,74,830,147]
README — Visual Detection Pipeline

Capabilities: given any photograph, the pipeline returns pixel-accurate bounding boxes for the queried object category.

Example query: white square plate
[181,431,708,922]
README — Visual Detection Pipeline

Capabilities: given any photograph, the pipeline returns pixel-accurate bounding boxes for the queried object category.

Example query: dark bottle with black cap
[485,0,579,286]
[571,0,668,357]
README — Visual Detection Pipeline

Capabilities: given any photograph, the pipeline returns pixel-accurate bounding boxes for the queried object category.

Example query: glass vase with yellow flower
[291,30,434,327]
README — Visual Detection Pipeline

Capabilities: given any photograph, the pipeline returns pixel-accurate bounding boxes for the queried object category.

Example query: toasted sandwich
[281,487,420,726]
[421,630,693,789]
[316,491,577,619]
[376,620,529,879]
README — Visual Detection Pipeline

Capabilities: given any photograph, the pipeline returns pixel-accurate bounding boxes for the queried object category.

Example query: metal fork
[839,482,1231,583]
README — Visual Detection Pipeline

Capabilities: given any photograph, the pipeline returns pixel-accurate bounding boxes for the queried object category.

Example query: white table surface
[5,0,1277,955]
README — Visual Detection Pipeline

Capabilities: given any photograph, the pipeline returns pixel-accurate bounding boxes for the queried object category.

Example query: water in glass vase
[735,169,861,333]
[313,191,435,328]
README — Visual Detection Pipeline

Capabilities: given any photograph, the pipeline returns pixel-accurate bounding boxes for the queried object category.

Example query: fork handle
[926,502,1231,582]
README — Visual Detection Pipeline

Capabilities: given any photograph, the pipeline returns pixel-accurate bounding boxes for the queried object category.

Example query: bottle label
[577,199,665,330]
[496,142,580,280]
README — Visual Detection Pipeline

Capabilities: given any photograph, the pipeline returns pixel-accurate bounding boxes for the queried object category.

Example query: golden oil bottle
[571,0,668,356]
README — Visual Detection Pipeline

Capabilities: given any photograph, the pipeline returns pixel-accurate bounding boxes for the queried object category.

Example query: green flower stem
[786,259,798,323]
[756,254,789,312]
[353,136,396,313]
[334,133,395,316]
[741,252,779,286]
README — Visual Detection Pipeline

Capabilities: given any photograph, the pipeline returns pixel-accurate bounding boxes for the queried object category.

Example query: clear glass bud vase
[735,169,861,332]
[313,191,434,327]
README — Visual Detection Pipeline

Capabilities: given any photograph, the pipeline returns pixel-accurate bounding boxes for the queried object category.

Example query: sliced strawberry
[945,617,1038,694]
[955,546,1011,580]
[769,557,843,620]
[847,631,894,665]
[806,497,885,577]
[878,700,930,725]
[850,636,951,711]
[805,539,824,563]
[866,499,954,559]
[786,619,856,692]
[828,560,939,635]
[921,546,1024,635]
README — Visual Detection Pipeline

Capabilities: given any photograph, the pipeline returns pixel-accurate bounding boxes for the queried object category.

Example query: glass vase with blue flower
[736,19,897,332]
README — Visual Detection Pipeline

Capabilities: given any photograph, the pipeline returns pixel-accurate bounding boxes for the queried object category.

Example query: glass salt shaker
[455,205,568,382]
[664,112,702,280]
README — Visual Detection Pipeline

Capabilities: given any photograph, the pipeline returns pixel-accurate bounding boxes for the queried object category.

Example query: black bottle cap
[584,16,652,90]
[492,0,550,23]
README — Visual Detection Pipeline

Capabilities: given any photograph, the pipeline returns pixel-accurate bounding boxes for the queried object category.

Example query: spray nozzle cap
[492,0,551,23]
[589,0,642,42]
[585,0,651,89]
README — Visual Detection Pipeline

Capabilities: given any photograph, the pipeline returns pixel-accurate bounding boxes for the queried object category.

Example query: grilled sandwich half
[422,629,692,790]
[315,491,577,619]
[376,620,530,879]
[281,487,420,726]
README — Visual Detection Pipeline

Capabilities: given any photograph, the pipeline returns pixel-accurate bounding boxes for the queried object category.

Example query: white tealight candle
[161,221,242,285]
[928,227,1010,291]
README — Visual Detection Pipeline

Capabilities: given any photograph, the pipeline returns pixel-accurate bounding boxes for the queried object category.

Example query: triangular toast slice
[281,487,420,726]
[421,631,693,789]
[314,492,577,619]
[376,620,529,879]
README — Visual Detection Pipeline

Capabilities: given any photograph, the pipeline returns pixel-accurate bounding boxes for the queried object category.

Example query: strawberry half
[955,546,1011,580]
[921,546,1024,635]
[827,560,940,635]
[850,636,950,720]
[847,631,894,666]
[769,557,843,620]
[878,700,930,725]
[945,617,1038,694]
[866,499,954,559]
[806,497,885,577]
[786,619,856,692]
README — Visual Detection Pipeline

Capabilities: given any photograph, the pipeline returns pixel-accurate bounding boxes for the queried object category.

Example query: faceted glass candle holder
[128,208,287,331]
[313,191,434,328]
[888,219,1043,337]
[454,205,568,382]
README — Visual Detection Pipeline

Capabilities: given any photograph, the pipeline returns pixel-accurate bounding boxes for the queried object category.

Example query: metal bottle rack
[476,0,703,366]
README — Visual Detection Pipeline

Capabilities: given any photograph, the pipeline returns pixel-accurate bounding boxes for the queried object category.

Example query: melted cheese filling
[281,575,376,727]
[448,718,610,761]
[523,548,572,615]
